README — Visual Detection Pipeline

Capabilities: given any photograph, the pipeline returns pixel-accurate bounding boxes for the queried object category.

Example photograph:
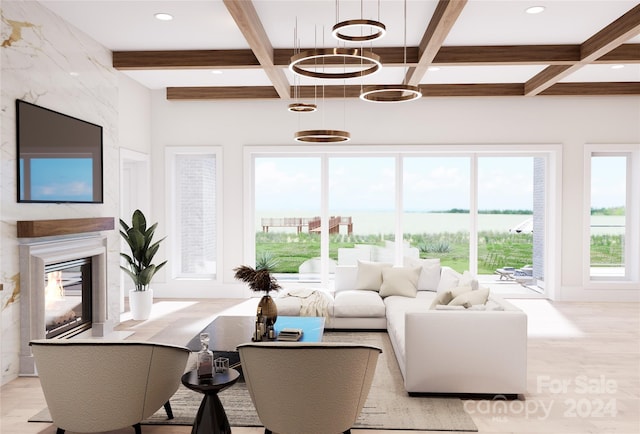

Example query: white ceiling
[40,0,640,92]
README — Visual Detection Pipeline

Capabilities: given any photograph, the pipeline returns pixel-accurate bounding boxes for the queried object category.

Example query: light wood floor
[2,298,639,434]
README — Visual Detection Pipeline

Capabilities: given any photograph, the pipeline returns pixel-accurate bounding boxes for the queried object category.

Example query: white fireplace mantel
[19,235,112,375]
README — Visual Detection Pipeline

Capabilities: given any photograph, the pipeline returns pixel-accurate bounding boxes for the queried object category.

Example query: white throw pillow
[355,260,393,291]
[404,257,441,291]
[449,287,490,306]
[379,266,421,298]
[450,284,473,299]
[436,267,460,293]
[458,270,479,291]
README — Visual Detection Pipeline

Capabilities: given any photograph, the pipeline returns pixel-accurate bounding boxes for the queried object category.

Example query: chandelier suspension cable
[288,18,318,113]
[332,0,386,43]
[359,0,421,103]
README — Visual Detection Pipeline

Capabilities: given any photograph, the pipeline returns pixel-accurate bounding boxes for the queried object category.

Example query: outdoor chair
[238,342,381,434]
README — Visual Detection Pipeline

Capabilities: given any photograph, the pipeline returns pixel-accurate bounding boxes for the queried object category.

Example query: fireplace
[44,258,93,339]
[19,234,111,375]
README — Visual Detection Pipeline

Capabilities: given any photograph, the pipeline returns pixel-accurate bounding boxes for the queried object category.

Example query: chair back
[30,339,189,433]
[238,342,381,434]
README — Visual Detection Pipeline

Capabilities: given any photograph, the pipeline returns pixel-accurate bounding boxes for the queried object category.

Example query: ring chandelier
[287,102,318,113]
[294,129,351,143]
[360,84,422,103]
[332,19,386,42]
[289,48,381,80]
[359,0,422,103]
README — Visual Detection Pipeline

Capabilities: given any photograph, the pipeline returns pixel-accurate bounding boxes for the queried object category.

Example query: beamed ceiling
[42,0,640,100]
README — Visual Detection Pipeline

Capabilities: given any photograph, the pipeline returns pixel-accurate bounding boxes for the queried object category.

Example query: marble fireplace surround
[18,218,114,375]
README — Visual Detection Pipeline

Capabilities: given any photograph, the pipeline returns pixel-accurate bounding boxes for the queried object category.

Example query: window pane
[175,154,217,276]
[403,157,470,273]
[255,157,321,279]
[329,157,395,265]
[478,157,535,284]
[590,155,626,278]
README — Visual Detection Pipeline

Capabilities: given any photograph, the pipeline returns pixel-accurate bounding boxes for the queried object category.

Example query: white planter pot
[129,289,153,320]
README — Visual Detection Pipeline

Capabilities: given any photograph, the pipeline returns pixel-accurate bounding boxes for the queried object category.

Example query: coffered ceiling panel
[40,0,640,100]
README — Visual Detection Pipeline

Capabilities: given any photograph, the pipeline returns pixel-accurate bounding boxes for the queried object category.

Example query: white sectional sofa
[276,260,528,396]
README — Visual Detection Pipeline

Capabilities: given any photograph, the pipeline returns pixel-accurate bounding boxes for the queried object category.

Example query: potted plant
[234,261,281,329]
[120,209,166,320]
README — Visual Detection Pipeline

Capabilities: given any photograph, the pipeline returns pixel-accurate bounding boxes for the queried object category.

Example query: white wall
[149,92,640,301]
[0,1,150,385]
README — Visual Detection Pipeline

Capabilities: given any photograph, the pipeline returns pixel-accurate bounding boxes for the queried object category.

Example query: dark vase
[258,293,278,327]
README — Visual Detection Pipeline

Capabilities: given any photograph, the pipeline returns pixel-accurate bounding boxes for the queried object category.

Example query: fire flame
[45,271,64,303]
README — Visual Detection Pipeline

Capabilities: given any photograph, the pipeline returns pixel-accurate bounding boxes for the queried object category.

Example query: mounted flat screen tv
[16,99,103,203]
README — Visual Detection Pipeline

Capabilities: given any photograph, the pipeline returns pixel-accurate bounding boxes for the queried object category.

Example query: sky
[23,158,94,201]
[255,155,626,212]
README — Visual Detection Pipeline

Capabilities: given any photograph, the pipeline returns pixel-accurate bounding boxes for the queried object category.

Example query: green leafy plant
[255,251,280,271]
[120,209,167,291]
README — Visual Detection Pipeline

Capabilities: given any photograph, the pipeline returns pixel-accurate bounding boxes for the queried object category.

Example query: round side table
[181,368,240,434]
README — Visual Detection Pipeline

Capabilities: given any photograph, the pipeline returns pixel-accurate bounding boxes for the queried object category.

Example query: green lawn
[256,231,624,275]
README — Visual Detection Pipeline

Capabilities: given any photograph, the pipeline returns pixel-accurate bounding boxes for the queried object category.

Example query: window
[329,156,396,266]
[589,154,629,280]
[403,157,470,273]
[167,147,220,279]
[254,157,321,280]
[248,146,556,296]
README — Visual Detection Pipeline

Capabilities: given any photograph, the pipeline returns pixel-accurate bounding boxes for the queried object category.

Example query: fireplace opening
[44,258,92,339]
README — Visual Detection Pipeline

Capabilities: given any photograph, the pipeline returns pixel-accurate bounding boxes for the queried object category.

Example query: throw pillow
[449,287,490,307]
[403,257,441,291]
[458,270,479,291]
[450,284,473,299]
[429,290,453,309]
[436,267,460,293]
[355,260,393,291]
[379,266,421,298]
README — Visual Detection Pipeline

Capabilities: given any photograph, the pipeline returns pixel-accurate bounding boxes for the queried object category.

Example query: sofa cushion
[449,287,490,306]
[434,304,466,310]
[355,260,393,291]
[403,257,441,291]
[428,284,473,309]
[379,266,421,298]
[436,267,460,293]
[333,290,386,318]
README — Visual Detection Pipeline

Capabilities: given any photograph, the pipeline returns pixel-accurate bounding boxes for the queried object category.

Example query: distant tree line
[432,208,533,215]
[591,207,625,216]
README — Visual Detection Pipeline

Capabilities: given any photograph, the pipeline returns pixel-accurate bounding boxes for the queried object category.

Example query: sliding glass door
[402,157,470,273]
[251,149,550,294]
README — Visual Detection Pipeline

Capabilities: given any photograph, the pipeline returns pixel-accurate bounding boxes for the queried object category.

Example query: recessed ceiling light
[210,70,223,75]
[154,13,173,21]
[525,6,545,14]
[69,71,79,77]
[428,66,441,72]
[611,64,625,70]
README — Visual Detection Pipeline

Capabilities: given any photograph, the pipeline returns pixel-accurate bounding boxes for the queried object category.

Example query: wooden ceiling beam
[525,4,640,96]
[223,0,290,99]
[405,0,468,86]
[433,45,580,65]
[274,47,421,67]
[113,44,640,71]
[595,44,640,63]
[541,82,640,96]
[167,86,280,100]
[166,81,640,100]
[113,49,259,69]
